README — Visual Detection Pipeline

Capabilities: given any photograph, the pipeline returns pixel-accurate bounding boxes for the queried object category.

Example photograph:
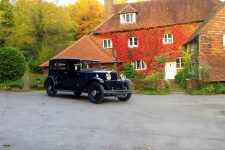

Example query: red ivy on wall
[98,23,200,74]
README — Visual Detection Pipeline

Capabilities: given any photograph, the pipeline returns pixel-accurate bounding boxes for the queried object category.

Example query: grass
[187,83,225,95]
[0,79,24,90]
[29,73,47,90]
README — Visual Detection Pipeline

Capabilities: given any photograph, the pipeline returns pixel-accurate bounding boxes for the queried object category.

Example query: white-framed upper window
[163,33,173,44]
[133,60,147,70]
[103,39,113,49]
[223,35,225,46]
[128,37,138,48]
[176,57,184,69]
[120,13,136,24]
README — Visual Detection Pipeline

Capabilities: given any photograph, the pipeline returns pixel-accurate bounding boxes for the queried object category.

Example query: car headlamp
[106,73,111,80]
[120,74,126,81]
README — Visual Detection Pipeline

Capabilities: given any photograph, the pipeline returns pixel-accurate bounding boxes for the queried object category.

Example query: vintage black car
[44,58,132,104]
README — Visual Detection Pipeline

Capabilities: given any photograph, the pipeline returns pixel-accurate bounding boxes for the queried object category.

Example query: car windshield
[80,60,100,70]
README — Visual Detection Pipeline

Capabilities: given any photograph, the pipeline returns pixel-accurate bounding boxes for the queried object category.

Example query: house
[41,0,220,80]
[40,35,117,70]
[92,0,219,79]
[185,2,225,82]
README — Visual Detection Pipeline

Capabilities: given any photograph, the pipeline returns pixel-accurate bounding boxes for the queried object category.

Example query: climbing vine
[97,23,200,74]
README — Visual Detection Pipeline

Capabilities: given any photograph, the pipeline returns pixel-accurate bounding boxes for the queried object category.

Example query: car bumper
[104,90,132,95]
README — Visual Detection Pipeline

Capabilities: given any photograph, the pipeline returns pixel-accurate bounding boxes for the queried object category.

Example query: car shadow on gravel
[53,92,121,104]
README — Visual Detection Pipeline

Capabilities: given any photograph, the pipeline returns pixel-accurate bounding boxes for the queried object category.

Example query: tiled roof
[118,4,137,14]
[40,36,116,67]
[185,2,225,44]
[93,0,220,34]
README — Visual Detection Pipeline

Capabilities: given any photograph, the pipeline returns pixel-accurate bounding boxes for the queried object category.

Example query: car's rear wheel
[118,84,132,101]
[88,82,104,104]
[45,80,57,97]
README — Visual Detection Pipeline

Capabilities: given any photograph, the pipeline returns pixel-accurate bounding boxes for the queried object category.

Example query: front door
[165,61,177,80]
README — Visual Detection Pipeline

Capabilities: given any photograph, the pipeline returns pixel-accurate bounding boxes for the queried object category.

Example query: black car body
[44,58,132,103]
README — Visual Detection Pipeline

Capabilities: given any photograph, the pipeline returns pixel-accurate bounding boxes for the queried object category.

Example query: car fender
[44,76,57,87]
[90,77,104,84]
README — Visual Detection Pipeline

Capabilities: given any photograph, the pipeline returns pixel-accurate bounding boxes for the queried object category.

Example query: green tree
[10,0,74,59]
[0,0,14,48]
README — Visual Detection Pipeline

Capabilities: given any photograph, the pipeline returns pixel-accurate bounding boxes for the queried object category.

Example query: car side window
[57,62,67,70]
[50,61,67,71]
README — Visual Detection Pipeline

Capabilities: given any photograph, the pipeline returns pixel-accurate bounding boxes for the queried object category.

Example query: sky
[57,0,137,6]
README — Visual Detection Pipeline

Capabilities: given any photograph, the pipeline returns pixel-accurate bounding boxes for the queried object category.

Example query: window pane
[126,14,130,22]
[137,60,141,69]
[168,34,172,38]
[129,38,133,45]
[134,38,137,45]
[104,40,107,48]
[130,14,133,22]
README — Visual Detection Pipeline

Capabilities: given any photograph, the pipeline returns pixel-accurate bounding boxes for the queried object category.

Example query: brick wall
[199,5,225,82]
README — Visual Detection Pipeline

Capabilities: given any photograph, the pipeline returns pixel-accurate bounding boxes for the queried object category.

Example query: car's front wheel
[118,84,132,101]
[45,80,57,97]
[88,82,104,104]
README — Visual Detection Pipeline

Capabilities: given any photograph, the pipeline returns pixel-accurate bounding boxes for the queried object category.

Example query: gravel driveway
[0,91,225,150]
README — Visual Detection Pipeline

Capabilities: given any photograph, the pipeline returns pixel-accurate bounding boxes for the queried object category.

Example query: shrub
[122,63,134,79]
[175,69,189,89]
[145,71,162,81]
[0,80,24,90]
[0,47,26,83]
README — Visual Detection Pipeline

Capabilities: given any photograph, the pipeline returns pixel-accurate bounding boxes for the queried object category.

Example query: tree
[10,0,74,59]
[0,0,14,48]
[66,0,104,39]
[115,0,127,4]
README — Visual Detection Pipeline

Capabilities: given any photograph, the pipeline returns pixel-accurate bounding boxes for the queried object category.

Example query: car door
[55,60,69,90]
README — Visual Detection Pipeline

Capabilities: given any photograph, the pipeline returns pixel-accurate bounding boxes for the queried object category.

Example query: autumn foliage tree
[66,0,104,39]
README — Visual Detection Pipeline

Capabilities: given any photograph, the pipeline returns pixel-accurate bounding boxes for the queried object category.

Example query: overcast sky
[57,0,138,6]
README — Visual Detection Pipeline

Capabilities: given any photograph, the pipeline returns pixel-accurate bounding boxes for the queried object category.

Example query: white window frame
[176,57,184,69]
[163,33,174,44]
[133,60,147,70]
[223,35,225,46]
[128,37,138,48]
[103,39,113,49]
[120,13,136,24]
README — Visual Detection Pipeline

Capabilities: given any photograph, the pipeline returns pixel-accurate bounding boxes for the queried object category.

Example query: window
[134,60,147,70]
[128,37,138,48]
[163,34,173,44]
[120,13,136,24]
[176,58,184,69]
[103,39,113,49]
[223,35,225,46]
[50,61,67,70]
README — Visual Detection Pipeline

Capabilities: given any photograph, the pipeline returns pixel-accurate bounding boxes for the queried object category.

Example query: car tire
[88,82,104,104]
[45,79,57,97]
[118,84,132,101]
[74,91,82,97]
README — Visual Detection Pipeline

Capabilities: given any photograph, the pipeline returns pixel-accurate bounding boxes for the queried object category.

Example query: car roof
[50,58,100,63]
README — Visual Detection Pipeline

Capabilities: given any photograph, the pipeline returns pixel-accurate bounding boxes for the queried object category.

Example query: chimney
[104,0,114,18]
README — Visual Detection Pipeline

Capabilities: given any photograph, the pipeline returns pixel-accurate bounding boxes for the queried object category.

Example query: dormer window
[120,13,136,24]
[103,39,113,49]
[163,33,173,44]
[128,37,138,48]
